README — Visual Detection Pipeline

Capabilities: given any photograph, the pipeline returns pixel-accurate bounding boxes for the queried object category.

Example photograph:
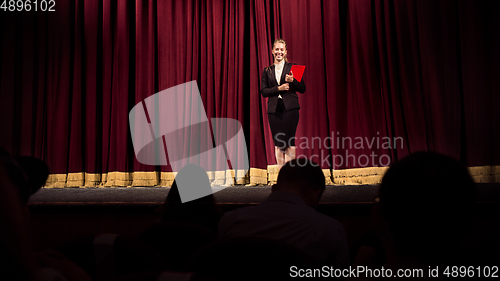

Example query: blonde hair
[272,38,288,63]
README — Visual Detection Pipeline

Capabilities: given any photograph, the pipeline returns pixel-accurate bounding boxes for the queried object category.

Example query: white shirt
[274,61,285,99]
[275,60,285,84]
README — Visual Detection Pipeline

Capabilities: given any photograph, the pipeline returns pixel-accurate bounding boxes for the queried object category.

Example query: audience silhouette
[351,151,479,279]
[0,159,35,280]
[219,158,350,268]
[3,148,497,280]
[0,148,91,281]
[138,164,220,272]
[160,164,221,232]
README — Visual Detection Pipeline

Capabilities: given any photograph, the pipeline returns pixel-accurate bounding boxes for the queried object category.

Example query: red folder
[290,65,306,82]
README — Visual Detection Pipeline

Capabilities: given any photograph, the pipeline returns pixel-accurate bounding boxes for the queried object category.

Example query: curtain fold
[1,0,498,187]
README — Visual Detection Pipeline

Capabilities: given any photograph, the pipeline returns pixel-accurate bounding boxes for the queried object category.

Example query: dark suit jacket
[260,62,306,114]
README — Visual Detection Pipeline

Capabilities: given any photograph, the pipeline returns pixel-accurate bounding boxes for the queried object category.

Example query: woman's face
[272,42,287,63]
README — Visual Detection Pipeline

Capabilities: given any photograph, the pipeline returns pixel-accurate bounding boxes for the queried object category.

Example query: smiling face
[272,42,287,63]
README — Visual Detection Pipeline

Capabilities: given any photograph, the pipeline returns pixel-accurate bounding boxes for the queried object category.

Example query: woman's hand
[285,71,294,83]
[278,83,289,91]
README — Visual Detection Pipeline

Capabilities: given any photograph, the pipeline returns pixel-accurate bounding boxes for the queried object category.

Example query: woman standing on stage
[261,39,306,167]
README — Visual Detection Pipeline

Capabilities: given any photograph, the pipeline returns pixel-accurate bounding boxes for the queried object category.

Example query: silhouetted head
[377,151,476,264]
[273,158,325,207]
[0,148,49,205]
[162,164,220,231]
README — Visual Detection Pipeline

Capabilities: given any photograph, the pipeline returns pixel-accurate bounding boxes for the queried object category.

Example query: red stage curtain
[1,0,498,186]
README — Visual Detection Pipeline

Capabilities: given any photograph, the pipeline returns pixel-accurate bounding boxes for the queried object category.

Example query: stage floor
[29,185,378,205]
[29,183,500,205]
